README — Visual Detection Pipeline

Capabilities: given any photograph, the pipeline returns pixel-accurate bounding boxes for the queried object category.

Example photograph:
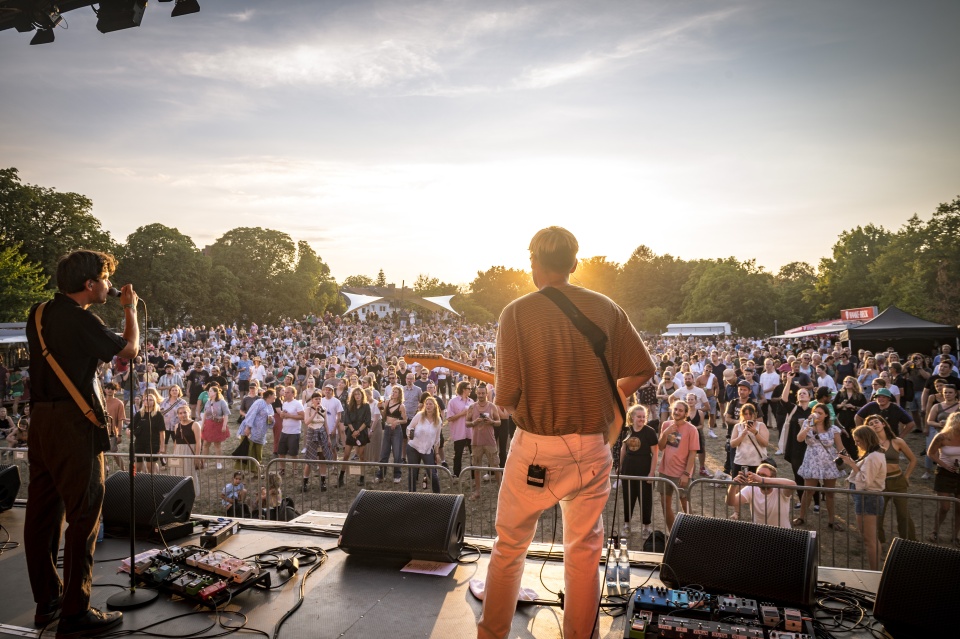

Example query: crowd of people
[4,310,959,546]
[619,338,960,567]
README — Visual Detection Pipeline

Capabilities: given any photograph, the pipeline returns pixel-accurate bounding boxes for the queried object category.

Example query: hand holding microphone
[116,284,138,309]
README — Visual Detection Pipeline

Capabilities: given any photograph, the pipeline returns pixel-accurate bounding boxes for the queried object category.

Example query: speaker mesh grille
[102,472,195,528]
[339,490,465,562]
[874,538,960,638]
[0,464,21,510]
[662,513,817,606]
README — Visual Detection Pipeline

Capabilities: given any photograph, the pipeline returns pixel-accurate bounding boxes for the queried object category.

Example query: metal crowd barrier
[687,477,960,569]
[102,452,264,520]
[264,458,457,517]
[9,443,960,570]
[457,467,680,546]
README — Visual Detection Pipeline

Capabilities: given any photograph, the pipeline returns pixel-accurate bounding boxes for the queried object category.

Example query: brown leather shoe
[56,607,122,636]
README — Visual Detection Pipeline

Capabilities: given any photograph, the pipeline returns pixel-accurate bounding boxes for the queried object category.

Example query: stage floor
[0,505,881,639]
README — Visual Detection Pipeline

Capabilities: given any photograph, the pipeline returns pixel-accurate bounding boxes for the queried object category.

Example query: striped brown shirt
[495,283,655,436]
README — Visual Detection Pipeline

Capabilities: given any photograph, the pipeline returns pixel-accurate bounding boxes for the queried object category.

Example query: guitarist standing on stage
[478,227,655,639]
[25,250,139,635]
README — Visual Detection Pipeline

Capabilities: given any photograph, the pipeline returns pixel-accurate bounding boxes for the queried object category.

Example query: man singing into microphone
[478,227,655,639]
[25,250,139,634]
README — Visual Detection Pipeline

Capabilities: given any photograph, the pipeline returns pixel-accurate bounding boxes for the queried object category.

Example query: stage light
[96,0,147,34]
[170,0,199,17]
[29,27,54,44]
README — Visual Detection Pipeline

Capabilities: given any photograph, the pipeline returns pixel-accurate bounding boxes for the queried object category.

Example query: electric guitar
[402,352,494,385]
[405,351,628,445]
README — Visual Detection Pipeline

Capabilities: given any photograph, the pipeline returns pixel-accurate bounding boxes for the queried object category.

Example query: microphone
[108,287,122,298]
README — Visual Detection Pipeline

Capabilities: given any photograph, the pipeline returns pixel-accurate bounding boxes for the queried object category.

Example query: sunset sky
[2,0,958,286]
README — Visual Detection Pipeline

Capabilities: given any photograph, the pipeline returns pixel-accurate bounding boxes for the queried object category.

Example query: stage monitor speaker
[0,464,22,511]
[339,490,465,563]
[661,513,818,607]
[102,472,195,531]
[874,538,960,638]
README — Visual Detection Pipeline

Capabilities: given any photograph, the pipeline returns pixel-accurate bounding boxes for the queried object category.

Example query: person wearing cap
[209,365,229,396]
[186,359,210,405]
[855,387,916,436]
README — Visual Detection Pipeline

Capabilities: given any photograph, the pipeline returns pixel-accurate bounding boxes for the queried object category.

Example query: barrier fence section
[262,458,457,518]
[102,452,264,520]
[9,445,960,571]
[687,477,960,569]
[457,467,680,547]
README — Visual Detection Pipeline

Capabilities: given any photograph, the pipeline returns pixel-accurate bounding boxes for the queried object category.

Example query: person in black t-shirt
[855,388,916,435]
[922,361,960,412]
[24,250,138,634]
[619,405,660,537]
[186,360,210,404]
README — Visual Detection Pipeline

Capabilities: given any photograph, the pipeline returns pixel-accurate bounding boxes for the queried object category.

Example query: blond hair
[529,226,578,272]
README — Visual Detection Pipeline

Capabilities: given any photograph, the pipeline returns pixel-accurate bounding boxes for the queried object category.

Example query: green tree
[413,274,459,297]
[679,259,777,336]
[871,198,960,324]
[469,266,536,317]
[618,245,696,331]
[342,274,373,288]
[452,295,495,324]
[773,261,818,330]
[572,256,619,300]
[208,227,297,322]
[0,167,116,280]
[0,244,49,321]
[277,241,336,317]
[814,224,891,317]
[375,269,387,287]
[113,224,210,327]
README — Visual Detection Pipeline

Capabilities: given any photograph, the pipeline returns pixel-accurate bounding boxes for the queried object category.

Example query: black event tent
[839,306,959,356]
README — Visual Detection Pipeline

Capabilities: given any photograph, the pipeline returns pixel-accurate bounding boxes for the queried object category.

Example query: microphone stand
[108,297,158,610]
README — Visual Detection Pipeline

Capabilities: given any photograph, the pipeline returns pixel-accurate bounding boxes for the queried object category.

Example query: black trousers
[24,402,106,616]
[453,438,472,479]
[622,478,653,525]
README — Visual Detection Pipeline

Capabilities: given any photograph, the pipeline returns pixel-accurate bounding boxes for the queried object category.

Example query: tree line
[1,167,957,334]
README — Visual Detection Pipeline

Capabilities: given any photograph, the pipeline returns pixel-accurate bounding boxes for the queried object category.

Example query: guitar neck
[403,352,495,385]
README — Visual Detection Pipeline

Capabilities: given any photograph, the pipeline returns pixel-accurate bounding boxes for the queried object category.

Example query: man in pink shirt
[467,383,500,499]
[658,400,700,531]
[446,380,474,480]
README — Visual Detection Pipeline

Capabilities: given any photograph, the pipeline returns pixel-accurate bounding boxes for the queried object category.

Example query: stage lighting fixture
[96,0,147,34]
[170,0,199,17]
[29,27,54,44]
[39,4,63,28]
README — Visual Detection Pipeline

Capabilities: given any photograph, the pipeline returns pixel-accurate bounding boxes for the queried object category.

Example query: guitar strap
[33,301,105,428]
[538,287,625,429]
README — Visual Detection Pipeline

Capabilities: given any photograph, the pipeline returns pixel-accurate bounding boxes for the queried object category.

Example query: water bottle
[604,538,619,595]
[97,516,104,543]
[618,536,631,593]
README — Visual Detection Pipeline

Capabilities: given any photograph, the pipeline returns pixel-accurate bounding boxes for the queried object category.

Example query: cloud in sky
[1,0,958,287]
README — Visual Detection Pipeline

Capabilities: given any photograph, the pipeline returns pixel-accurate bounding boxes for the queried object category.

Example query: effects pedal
[760,603,780,627]
[626,609,652,639]
[769,633,813,639]
[783,608,803,632]
[717,595,758,617]
[632,586,690,611]
[657,616,764,639]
